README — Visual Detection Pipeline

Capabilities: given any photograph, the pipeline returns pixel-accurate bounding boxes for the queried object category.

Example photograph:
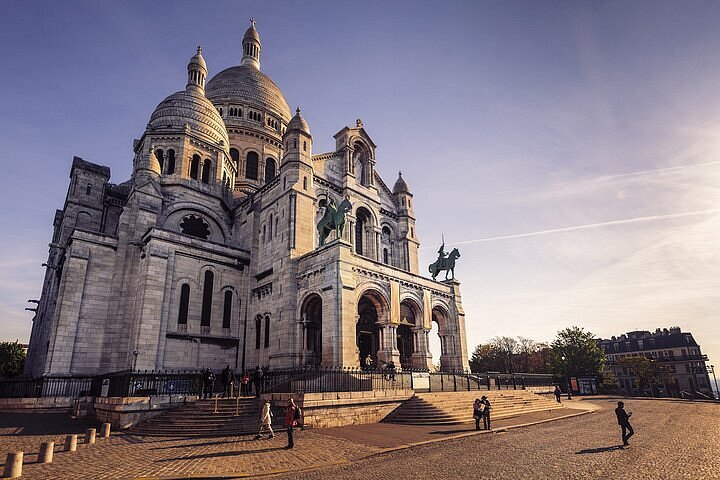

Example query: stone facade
[25,22,469,378]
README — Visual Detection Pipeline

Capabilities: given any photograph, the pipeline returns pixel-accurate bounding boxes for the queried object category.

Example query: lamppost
[711,365,719,400]
[132,350,139,371]
[561,355,570,395]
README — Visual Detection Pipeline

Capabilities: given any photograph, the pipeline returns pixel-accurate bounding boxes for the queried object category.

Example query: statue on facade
[428,242,461,281]
[317,196,352,246]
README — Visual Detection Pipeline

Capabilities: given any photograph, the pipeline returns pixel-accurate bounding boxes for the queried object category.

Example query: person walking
[221,365,234,398]
[473,398,484,431]
[202,368,215,400]
[284,398,299,449]
[481,395,491,430]
[240,370,250,397]
[615,401,634,446]
[254,365,264,397]
[255,399,274,440]
[554,386,562,403]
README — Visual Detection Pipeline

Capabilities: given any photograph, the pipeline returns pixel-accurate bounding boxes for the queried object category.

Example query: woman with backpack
[285,398,301,449]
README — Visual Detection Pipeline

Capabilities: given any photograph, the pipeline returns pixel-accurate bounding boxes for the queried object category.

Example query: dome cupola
[393,171,410,194]
[187,45,207,92]
[146,48,229,148]
[287,107,311,136]
[241,18,261,70]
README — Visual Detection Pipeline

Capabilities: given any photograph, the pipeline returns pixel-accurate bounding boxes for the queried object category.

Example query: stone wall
[90,395,197,429]
[262,389,414,429]
[0,397,74,413]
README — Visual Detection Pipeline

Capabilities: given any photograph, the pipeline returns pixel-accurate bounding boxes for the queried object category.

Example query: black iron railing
[0,369,554,398]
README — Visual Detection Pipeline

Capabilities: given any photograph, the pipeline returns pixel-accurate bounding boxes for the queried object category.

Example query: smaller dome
[148,89,229,148]
[188,46,207,71]
[393,171,410,194]
[287,108,310,135]
[244,24,261,43]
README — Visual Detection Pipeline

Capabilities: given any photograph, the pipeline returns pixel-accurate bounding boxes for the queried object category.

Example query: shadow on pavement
[575,445,624,454]
[0,413,100,436]
[158,446,285,461]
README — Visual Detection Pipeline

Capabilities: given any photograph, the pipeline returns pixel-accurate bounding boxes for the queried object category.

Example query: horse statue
[317,197,352,246]
[428,247,461,281]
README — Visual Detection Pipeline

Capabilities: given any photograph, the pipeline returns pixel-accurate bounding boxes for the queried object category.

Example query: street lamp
[561,355,570,396]
[711,365,719,400]
[132,350,139,371]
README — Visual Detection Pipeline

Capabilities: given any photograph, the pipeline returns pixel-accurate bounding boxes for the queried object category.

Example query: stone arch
[75,211,93,231]
[356,287,390,369]
[160,203,231,242]
[354,206,376,258]
[431,302,457,371]
[398,297,422,369]
[301,293,323,366]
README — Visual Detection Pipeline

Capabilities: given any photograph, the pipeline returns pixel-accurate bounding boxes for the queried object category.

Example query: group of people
[472,395,491,430]
[201,365,268,399]
[255,398,302,449]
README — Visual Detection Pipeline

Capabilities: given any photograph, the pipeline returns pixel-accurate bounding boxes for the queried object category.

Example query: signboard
[100,378,110,397]
[412,372,430,391]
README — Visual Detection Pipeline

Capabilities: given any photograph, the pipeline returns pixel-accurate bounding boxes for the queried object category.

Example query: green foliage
[548,326,605,378]
[619,356,673,394]
[469,343,505,373]
[469,337,550,374]
[0,341,26,377]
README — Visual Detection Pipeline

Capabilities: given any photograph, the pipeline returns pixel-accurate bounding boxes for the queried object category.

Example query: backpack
[293,406,302,420]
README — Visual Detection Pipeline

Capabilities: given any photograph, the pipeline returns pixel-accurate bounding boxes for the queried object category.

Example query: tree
[516,337,537,373]
[491,336,518,373]
[548,327,605,382]
[469,343,504,373]
[527,343,551,374]
[0,341,25,377]
[619,356,673,396]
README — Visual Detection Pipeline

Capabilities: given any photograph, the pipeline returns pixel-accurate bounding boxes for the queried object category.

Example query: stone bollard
[2,452,23,478]
[100,423,111,438]
[38,441,54,464]
[64,434,77,452]
[85,428,96,445]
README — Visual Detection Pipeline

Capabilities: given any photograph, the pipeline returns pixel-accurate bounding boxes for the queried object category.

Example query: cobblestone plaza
[2,398,718,479]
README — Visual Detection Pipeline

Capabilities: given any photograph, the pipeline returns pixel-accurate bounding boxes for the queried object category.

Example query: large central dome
[205,65,291,122]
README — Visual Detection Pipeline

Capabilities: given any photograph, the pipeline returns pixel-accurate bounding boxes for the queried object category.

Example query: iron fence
[0,369,554,398]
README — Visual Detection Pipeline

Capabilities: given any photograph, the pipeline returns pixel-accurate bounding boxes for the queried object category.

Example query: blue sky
[1,1,719,377]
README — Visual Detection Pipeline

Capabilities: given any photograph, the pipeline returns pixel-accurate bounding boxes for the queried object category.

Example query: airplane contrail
[440,208,720,247]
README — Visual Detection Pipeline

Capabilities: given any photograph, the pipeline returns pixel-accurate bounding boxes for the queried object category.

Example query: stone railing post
[85,428,96,445]
[64,434,78,452]
[100,423,111,438]
[38,441,54,463]
[2,452,23,478]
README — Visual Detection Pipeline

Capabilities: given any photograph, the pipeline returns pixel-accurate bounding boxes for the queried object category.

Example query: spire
[241,18,262,70]
[187,45,207,91]
[393,170,410,195]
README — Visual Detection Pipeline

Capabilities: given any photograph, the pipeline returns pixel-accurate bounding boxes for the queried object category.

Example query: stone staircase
[382,390,564,425]
[127,397,281,437]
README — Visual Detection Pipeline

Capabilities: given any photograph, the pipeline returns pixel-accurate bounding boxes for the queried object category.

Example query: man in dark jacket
[481,395,491,430]
[254,365,264,397]
[221,365,235,398]
[615,401,634,446]
[202,368,215,399]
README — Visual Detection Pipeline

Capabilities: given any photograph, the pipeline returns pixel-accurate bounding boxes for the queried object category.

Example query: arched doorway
[432,306,451,371]
[302,294,322,366]
[357,294,381,368]
[398,301,417,369]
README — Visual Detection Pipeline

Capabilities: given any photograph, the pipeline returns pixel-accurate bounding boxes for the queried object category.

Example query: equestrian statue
[317,197,352,246]
[428,243,461,281]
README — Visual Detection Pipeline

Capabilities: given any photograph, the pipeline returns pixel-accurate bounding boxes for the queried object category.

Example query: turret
[283,108,313,166]
[393,171,419,273]
[241,19,261,70]
[187,46,207,92]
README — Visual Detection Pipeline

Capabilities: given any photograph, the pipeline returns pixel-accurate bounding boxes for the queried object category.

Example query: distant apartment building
[598,327,713,398]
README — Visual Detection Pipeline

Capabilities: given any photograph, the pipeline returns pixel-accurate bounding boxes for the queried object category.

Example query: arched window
[275,217,279,237]
[264,315,270,348]
[255,316,262,349]
[167,149,176,174]
[230,148,240,171]
[201,159,211,184]
[222,291,232,329]
[155,149,164,173]
[178,284,190,325]
[265,158,276,183]
[190,155,200,180]
[246,152,259,180]
[85,184,92,195]
[303,177,307,190]
[269,214,273,238]
[383,248,389,265]
[200,270,214,327]
[355,208,372,256]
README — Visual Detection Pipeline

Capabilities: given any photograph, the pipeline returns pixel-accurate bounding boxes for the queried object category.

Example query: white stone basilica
[25,22,469,377]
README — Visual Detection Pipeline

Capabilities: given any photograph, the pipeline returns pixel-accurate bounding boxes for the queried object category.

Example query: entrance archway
[357,294,382,368]
[302,294,322,366]
[432,306,451,371]
[398,301,417,369]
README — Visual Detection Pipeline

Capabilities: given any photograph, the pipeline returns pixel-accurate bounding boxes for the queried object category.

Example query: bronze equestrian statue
[428,244,461,281]
[317,197,352,246]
